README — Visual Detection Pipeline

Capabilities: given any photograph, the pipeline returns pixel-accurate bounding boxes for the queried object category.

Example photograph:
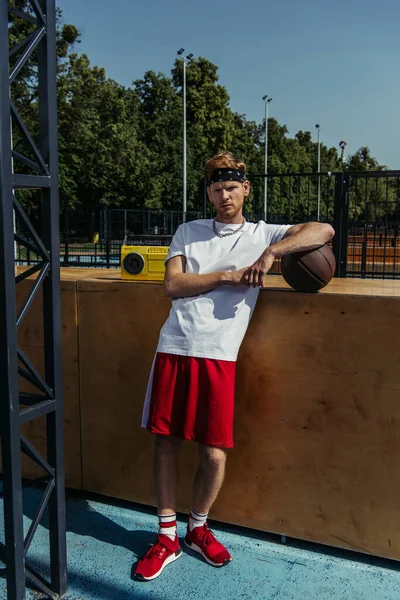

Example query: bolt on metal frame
[0,1,67,598]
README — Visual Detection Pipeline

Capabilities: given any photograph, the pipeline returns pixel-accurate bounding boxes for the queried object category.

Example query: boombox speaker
[121,245,169,281]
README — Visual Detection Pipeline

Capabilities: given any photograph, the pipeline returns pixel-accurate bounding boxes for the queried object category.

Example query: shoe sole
[135,548,182,581]
[184,539,231,568]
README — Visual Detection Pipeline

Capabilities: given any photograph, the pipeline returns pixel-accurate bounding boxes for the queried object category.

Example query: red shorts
[147,352,236,448]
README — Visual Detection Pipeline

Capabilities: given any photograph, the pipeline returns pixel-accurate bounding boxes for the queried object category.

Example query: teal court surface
[1,485,400,600]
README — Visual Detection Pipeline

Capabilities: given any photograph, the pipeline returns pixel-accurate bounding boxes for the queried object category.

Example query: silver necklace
[213,217,246,238]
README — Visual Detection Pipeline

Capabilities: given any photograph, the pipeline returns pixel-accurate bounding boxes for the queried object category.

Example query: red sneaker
[184,523,231,567]
[135,534,182,581]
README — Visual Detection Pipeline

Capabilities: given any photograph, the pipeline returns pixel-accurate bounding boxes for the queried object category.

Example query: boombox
[120,245,169,281]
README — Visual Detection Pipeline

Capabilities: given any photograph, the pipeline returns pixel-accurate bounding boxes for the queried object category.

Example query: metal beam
[0,2,26,598]
[13,174,51,188]
[39,2,67,593]
[1,1,68,598]
[333,172,350,278]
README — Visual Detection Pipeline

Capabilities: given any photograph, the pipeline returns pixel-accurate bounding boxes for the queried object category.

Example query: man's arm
[163,255,247,298]
[244,222,335,287]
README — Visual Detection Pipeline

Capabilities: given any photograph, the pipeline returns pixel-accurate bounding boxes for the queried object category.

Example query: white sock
[189,509,208,531]
[158,513,177,541]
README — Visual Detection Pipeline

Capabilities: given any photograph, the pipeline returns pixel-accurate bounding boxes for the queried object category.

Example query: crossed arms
[164,222,335,299]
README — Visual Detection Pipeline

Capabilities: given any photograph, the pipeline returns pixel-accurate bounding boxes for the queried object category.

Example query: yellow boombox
[121,245,169,281]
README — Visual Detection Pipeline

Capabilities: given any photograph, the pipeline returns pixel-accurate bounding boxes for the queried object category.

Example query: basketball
[281,245,336,292]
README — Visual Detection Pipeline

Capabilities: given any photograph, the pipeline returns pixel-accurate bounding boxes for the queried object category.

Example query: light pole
[262,95,272,222]
[339,140,348,166]
[177,48,193,223]
[315,124,321,221]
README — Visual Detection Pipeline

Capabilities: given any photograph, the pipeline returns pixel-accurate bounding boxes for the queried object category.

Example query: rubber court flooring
[1,486,399,600]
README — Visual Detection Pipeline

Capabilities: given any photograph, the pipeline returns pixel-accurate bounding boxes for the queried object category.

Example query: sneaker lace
[202,526,217,548]
[147,538,168,560]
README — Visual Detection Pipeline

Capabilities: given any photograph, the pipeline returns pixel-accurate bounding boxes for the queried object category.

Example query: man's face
[207,180,250,222]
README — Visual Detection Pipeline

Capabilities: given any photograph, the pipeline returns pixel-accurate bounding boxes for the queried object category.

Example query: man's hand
[223,267,249,286]
[243,249,276,288]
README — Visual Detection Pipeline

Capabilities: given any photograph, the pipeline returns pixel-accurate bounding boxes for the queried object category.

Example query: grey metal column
[0,1,67,598]
[333,172,350,278]
[38,0,67,594]
[0,1,26,596]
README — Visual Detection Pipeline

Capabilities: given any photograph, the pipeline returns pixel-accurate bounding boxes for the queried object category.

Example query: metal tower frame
[0,1,67,598]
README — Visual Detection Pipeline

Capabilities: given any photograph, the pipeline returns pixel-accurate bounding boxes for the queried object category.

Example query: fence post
[105,207,110,268]
[361,241,367,278]
[332,172,350,278]
[64,209,69,265]
[197,177,208,218]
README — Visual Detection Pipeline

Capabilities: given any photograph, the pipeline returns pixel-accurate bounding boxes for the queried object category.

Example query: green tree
[57,54,144,209]
[132,70,182,209]
[346,146,386,172]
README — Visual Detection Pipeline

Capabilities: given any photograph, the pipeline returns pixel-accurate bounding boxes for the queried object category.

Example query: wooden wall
[76,276,400,560]
[4,270,400,560]
[77,279,170,504]
[231,291,400,558]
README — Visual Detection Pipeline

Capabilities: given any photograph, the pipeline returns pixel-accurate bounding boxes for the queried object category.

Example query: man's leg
[154,434,182,514]
[192,444,227,514]
[135,435,183,581]
[185,444,231,567]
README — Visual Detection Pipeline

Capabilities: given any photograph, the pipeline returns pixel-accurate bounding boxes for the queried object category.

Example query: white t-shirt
[156,219,291,362]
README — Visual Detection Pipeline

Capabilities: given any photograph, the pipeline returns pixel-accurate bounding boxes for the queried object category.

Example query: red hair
[204,152,247,186]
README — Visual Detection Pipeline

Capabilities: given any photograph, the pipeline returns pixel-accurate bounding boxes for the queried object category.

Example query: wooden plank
[17,265,400,297]
[16,265,118,282]
[82,273,400,298]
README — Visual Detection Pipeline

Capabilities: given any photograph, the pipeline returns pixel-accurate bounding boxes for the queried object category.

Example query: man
[135,151,334,581]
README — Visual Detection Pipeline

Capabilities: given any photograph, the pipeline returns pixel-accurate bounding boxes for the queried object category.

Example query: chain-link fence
[15,170,400,277]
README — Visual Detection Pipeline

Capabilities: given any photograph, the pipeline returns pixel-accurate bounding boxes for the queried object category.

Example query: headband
[209,168,247,185]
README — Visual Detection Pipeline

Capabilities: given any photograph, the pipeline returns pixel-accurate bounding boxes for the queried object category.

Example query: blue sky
[57,0,399,168]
